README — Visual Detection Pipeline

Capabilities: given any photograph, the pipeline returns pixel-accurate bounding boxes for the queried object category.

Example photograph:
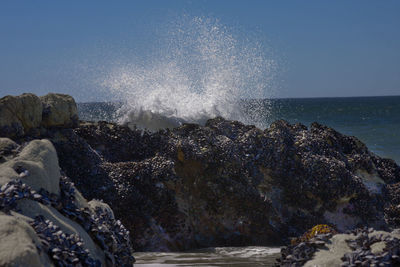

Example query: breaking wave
[102,16,276,131]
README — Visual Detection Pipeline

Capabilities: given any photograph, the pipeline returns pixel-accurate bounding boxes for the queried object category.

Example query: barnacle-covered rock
[304,228,400,267]
[0,139,60,195]
[277,226,400,266]
[49,116,399,252]
[385,182,400,227]
[3,93,399,254]
[0,138,135,266]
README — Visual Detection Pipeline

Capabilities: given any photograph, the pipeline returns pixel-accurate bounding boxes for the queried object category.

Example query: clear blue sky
[0,0,399,100]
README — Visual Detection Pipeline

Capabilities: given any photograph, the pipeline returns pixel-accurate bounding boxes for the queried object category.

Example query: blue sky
[0,0,399,100]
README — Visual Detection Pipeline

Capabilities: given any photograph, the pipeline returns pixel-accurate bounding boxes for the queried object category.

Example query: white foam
[102,16,276,131]
[133,246,281,266]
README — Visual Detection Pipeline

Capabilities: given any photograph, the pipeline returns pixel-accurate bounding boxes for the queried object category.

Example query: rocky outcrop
[0,93,78,138]
[0,138,134,266]
[41,93,78,128]
[278,226,400,266]
[0,139,61,195]
[47,118,400,251]
[0,93,43,137]
[2,93,400,256]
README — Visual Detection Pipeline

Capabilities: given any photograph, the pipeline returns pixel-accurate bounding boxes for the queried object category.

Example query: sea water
[133,247,280,266]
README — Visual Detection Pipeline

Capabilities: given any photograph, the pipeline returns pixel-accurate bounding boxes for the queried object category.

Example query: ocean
[133,247,280,267]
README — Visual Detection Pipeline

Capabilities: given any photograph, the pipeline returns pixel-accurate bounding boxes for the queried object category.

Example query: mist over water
[101,16,276,131]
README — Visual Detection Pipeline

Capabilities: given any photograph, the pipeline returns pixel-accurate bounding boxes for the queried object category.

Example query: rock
[0,93,42,137]
[303,228,400,267]
[16,199,106,263]
[0,212,51,267]
[0,139,60,195]
[303,234,357,267]
[0,138,18,163]
[370,241,386,254]
[40,93,78,128]
[0,138,135,266]
[88,199,115,219]
[0,93,80,137]
[49,117,400,251]
[0,138,18,153]
[3,93,399,254]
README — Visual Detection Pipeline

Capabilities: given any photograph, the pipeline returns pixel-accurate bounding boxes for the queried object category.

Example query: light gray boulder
[0,93,79,137]
[0,139,60,195]
[0,212,52,267]
[40,93,78,128]
[0,93,43,137]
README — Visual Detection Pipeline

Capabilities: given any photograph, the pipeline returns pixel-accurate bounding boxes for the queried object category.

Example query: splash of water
[102,16,276,131]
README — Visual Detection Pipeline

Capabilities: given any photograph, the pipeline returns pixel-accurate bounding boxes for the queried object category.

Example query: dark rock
[340,228,400,266]
[43,117,399,251]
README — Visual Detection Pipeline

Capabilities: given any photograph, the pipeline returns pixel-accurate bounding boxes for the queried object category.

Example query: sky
[0,0,399,100]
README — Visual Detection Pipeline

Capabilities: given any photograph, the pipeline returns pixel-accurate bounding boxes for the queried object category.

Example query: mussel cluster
[342,228,400,267]
[30,215,101,267]
[276,233,331,266]
[0,174,134,266]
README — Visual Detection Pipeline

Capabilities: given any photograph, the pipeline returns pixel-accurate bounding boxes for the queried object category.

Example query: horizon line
[76,94,400,104]
[269,94,400,100]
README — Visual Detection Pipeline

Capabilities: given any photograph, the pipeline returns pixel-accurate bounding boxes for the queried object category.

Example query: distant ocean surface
[79,95,400,164]
[266,96,400,164]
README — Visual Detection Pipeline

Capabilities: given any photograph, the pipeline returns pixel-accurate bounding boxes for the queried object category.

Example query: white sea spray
[101,16,276,131]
